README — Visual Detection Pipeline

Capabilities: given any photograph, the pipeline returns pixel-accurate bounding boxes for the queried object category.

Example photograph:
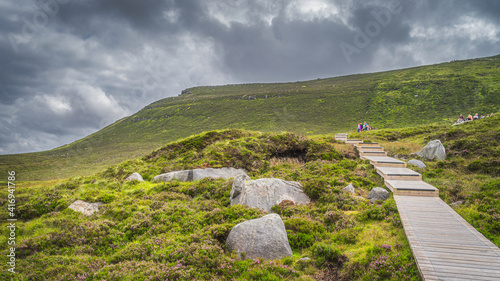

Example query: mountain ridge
[1,54,499,180]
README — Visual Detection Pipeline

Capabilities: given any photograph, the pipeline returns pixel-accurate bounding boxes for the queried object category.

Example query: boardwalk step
[334,133,348,141]
[357,146,384,151]
[362,156,406,168]
[376,166,422,181]
[356,142,379,147]
[385,180,439,197]
[345,139,363,144]
[360,151,388,157]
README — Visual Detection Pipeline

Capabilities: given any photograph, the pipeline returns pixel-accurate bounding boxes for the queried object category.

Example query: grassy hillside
[0,130,422,280]
[2,54,500,180]
[1,115,498,280]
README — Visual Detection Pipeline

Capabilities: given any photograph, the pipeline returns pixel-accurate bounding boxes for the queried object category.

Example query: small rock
[230,175,311,212]
[450,201,464,207]
[226,214,292,260]
[68,200,102,216]
[125,172,144,182]
[299,257,311,261]
[367,187,390,203]
[343,183,355,194]
[416,140,446,160]
[407,159,426,169]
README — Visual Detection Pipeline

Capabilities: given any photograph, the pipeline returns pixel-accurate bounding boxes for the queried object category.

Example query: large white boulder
[153,167,247,182]
[153,170,191,182]
[226,214,293,260]
[416,140,446,160]
[230,175,310,212]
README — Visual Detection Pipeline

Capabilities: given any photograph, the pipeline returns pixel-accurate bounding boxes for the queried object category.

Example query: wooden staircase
[339,134,500,280]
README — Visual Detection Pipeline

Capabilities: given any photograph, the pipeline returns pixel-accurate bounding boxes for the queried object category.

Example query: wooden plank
[363,156,405,163]
[433,272,500,281]
[418,263,500,277]
[410,247,500,258]
[418,260,500,271]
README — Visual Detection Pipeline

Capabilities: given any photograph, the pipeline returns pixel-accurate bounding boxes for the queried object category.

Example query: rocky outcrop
[407,159,426,169]
[153,167,247,182]
[343,183,355,194]
[125,172,144,182]
[416,140,446,160]
[230,175,310,212]
[68,200,102,216]
[226,214,293,260]
[367,187,390,203]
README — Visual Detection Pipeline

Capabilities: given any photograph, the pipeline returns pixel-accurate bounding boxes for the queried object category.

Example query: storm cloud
[1,0,499,154]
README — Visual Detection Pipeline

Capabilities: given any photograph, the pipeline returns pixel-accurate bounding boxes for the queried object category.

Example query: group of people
[356,122,373,132]
[455,112,495,125]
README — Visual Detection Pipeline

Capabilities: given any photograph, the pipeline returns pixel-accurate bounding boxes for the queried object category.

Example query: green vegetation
[2,54,500,180]
[1,111,498,280]
[0,130,421,280]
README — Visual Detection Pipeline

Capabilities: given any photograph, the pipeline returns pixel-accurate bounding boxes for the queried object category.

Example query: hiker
[473,113,479,120]
[363,122,368,131]
[357,123,362,133]
[467,114,473,121]
[459,114,465,121]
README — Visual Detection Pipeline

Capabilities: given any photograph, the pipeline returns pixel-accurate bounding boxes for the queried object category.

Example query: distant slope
[2,54,500,180]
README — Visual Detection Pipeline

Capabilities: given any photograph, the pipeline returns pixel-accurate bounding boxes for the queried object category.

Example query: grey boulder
[416,140,446,160]
[153,167,247,182]
[125,172,144,182]
[367,187,390,203]
[226,214,293,260]
[343,183,355,194]
[407,159,426,169]
[68,200,102,216]
[231,175,310,212]
[192,167,247,181]
[153,170,191,182]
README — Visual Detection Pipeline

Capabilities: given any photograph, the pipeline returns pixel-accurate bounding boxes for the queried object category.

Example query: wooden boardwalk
[337,134,500,280]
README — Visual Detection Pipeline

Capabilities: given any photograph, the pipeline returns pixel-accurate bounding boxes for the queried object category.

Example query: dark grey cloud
[0,0,499,154]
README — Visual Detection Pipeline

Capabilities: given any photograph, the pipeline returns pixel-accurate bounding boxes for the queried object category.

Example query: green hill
[2,54,500,180]
[1,115,498,280]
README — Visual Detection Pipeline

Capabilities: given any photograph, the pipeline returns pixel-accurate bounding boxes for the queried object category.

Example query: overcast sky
[1,0,499,154]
